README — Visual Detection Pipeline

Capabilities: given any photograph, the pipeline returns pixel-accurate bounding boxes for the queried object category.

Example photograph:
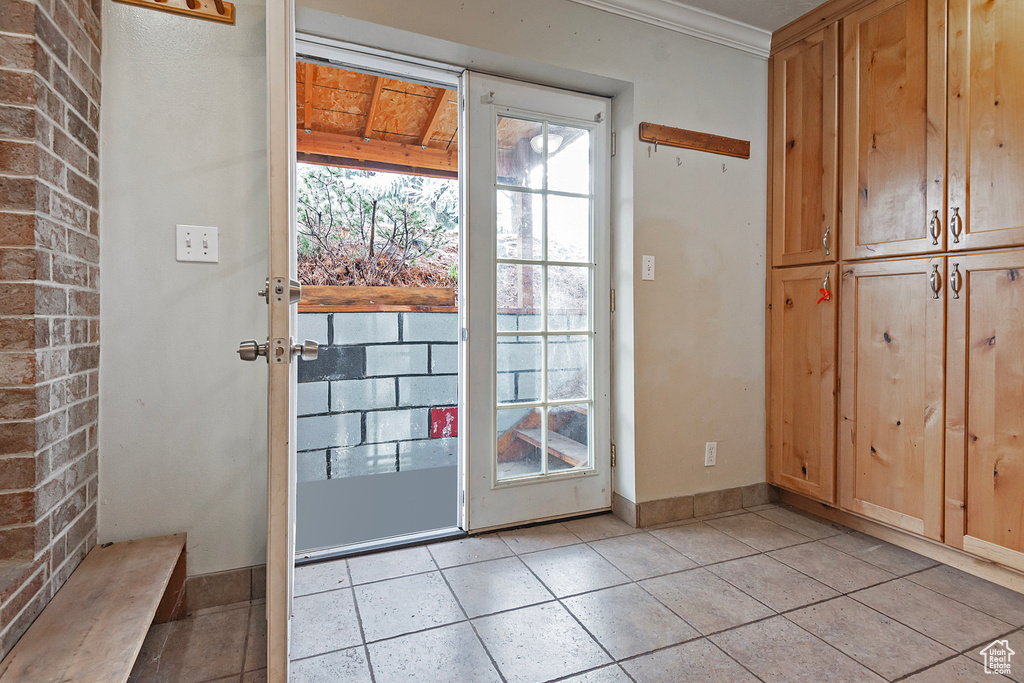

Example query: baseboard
[620,483,778,528]
[184,564,266,613]
[779,489,1024,595]
[611,492,637,527]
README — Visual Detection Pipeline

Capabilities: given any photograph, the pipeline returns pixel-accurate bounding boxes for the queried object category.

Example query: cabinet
[771,25,838,267]
[945,251,1024,568]
[837,258,945,540]
[947,0,1024,251]
[840,0,946,260]
[769,266,837,503]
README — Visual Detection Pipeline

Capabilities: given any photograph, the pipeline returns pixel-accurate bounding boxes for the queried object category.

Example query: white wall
[98,0,269,575]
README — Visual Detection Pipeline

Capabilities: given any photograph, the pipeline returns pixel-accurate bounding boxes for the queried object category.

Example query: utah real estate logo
[980,639,1015,676]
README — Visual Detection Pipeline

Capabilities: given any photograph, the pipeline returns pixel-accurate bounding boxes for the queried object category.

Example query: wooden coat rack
[114,0,235,24]
[639,122,750,159]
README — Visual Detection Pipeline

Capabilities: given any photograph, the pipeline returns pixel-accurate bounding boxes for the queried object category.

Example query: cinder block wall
[0,0,102,658]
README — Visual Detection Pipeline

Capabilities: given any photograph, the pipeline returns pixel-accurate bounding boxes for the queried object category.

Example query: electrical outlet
[641,255,655,281]
[704,441,717,467]
[176,225,219,263]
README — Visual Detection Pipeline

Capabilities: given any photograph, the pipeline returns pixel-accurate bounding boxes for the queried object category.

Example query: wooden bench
[0,534,187,683]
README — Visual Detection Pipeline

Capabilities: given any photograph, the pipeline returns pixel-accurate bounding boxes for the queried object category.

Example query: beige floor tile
[705,513,812,552]
[129,605,248,683]
[562,513,640,542]
[519,544,629,598]
[768,541,895,593]
[243,604,267,672]
[498,522,582,554]
[787,596,955,679]
[443,556,553,618]
[291,589,362,660]
[291,646,371,683]
[426,534,512,569]
[965,629,1023,682]
[640,567,774,635]
[241,670,267,683]
[707,554,839,612]
[696,509,747,521]
[820,531,938,576]
[745,503,780,512]
[754,507,845,540]
[649,522,758,566]
[710,616,885,682]
[367,621,500,682]
[588,532,696,580]
[559,664,634,682]
[904,655,1014,682]
[354,571,463,642]
[347,546,436,585]
[563,583,699,659]
[294,559,348,596]
[473,602,611,683]
[906,565,1024,627]
[851,579,1013,651]
[622,639,759,683]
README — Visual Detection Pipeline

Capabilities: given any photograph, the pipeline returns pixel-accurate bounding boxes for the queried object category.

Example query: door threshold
[295,527,466,565]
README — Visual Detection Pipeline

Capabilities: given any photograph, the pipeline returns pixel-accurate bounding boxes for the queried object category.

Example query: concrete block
[298,413,361,451]
[497,373,516,403]
[515,371,541,402]
[548,337,587,371]
[298,345,364,383]
[517,314,542,332]
[399,375,457,407]
[497,314,519,332]
[331,443,398,479]
[298,381,329,416]
[365,408,428,443]
[298,313,329,345]
[430,344,458,375]
[365,344,428,376]
[297,450,329,482]
[496,339,541,373]
[403,312,457,342]
[332,378,396,412]
[399,438,457,471]
[333,312,399,344]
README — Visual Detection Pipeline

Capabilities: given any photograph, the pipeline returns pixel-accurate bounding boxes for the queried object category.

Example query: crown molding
[567,0,772,58]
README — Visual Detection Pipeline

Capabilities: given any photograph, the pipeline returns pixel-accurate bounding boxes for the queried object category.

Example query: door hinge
[610,288,616,313]
[611,132,616,157]
[611,443,617,468]
[461,327,468,341]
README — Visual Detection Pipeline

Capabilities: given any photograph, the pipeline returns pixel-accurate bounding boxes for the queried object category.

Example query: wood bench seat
[0,534,186,683]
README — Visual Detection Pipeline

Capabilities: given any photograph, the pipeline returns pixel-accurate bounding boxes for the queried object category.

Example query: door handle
[950,206,962,244]
[259,278,303,304]
[822,225,831,256]
[238,339,269,362]
[291,339,319,362]
[238,338,318,363]
[928,210,941,245]
[929,264,941,300]
[950,263,962,299]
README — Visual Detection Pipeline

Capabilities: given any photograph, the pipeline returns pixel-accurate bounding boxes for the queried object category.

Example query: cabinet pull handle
[950,263,962,299]
[950,206,962,244]
[929,210,941,245]
[929,264,941,299]
[823,270,831,292]
[823,225,831,256]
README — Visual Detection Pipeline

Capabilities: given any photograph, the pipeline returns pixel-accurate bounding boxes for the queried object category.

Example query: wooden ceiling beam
[297,130,457,173]
[302,62,313,131]
[418,88,450,148]
[363,76,383,139]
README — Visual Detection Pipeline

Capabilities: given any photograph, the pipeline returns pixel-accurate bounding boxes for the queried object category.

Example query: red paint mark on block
[431,407,458,438]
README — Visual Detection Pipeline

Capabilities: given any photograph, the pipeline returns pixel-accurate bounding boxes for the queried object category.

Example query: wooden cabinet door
[769,265,838,503]
[838,257,945,539]
[841,0,946,260]
[771,25,838,267]
[947,0,1024,252]
[945,252,1024,571]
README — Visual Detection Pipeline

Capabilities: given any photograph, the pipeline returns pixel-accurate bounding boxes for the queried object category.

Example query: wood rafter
[418,88,450,147]
[302,62,313,130]
[297,130,457,173]
[363,76,383,139]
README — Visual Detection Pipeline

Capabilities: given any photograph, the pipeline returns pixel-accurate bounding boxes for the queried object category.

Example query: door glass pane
[497,335,542,404]
[548,266,589,332]
[548,124,590,195]
[548,195,589,262]
[497,406,543,480]
[548,335,589,401]
[497,263,542,330]
[497,190,542,259]
[497,116,544,190]
[548,404,590,470]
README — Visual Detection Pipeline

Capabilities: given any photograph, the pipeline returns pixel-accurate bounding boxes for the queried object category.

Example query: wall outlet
[176,225,219,263]
[704,441,717,467]
[641,255,655,281]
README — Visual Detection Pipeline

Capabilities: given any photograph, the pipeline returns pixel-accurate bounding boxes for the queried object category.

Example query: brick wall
[0,0,101,659]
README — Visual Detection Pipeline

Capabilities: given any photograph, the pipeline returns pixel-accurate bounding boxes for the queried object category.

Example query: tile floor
[129,503,1024,682]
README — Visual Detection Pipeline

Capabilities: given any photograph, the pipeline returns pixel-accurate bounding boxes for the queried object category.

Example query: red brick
[67,397,95,432]
[0,352,35,385]
[0,318,34,350]
[0,140,35,175]
[34,409,66,452]
[35,249,50,280]
[34,37,52,81]
[0,71,35,107]
[0,212,34,246]
[0,282,34,314]
[0,177,37,212]
[52,128,87,175]
[0,35,35,70]
[36,147,65,188]
[0,525,33,561]
[0,247,36,280]
[35,283,67,315]
[63,502,95,555]
[66,168,96,206]
[0,565,46,630]
[52,63,88,118]
[34,215,66,251]
[0,490,34,525]
[0,105,35,141]
[0,388,34,420]
[68,318,87,345]
[50,193,88,231]
[68,344,97,373]
[53,254,87,287]
[34,317,49,348]
[34,4,69,64]
[66,110,95,155]
[87,210,97,236]
[0,0,35,34]
[0,580,49,656]
[35,348,68,383]
[0,455,35,488]
[0,420,34,456]
[69,289,97,316]
[67,230,96,262]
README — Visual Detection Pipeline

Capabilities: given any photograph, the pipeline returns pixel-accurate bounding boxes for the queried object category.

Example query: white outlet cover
[642,254,655,281]
[704,441,717,467]
[176,225,219,263]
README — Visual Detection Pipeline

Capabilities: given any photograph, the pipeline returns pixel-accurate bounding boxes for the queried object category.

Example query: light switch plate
[176,225,218,263]
[642,255,655,281]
